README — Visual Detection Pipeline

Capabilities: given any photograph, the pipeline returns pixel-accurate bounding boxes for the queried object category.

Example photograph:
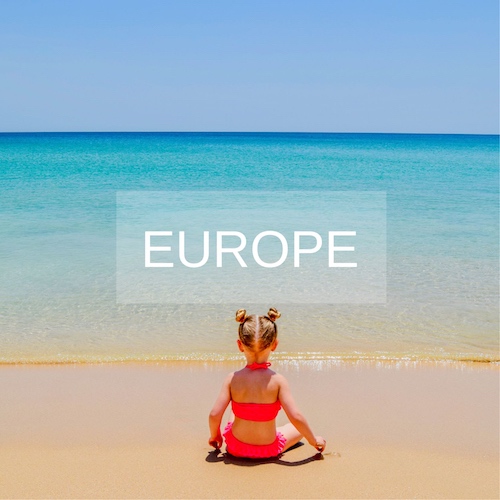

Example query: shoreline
[1,354,498,366]
[1,360,498,498]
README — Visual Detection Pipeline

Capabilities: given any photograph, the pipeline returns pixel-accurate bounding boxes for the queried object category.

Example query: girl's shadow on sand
[205,442,324,467]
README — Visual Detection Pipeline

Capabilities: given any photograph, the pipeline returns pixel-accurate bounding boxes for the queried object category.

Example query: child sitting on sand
[208,308,326,458]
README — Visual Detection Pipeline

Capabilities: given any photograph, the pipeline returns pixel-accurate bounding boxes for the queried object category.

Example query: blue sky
[1,0,498,133]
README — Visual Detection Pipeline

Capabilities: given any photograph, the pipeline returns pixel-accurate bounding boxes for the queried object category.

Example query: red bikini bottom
[223,421,286,459]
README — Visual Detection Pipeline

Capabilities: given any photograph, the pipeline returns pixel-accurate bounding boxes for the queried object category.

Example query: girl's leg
[277,423,303,451]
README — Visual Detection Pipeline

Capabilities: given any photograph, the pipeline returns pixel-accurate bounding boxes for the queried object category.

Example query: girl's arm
[208,372,233,448]
[278,375,326,452]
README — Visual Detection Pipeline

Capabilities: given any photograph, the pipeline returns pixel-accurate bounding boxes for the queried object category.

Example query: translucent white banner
[116,191,386,304]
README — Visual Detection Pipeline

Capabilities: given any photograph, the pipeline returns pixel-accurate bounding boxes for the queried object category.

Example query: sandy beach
[0,360,498,499]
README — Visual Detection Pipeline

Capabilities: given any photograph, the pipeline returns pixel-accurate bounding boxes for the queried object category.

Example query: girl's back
[230,367,280,404]
[229,367,282,446]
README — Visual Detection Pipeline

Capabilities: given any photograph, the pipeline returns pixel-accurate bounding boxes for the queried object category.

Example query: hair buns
[267,307,281,322]
[235,309,248,323]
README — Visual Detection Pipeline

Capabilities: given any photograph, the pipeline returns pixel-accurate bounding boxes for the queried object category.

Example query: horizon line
[0,131,498,136]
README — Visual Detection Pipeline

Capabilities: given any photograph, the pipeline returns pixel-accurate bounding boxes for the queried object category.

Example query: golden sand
[0,361,498,499]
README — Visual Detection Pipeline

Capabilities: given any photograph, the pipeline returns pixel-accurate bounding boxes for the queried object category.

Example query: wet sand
[0,360,498,499]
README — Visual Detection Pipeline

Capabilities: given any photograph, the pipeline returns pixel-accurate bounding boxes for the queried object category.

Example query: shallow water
[0,132,498,363]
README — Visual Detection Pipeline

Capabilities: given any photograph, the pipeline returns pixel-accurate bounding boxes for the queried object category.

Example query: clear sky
[1,0,498,133]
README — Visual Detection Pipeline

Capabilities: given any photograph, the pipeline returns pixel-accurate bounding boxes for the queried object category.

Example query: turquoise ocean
[0,133,498,363]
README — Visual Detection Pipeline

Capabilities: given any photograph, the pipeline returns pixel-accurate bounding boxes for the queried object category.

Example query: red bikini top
[232,400,281,421]
[232,361,281,421]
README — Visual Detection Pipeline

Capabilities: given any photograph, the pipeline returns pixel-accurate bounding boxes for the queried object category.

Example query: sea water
[0,132,498,363]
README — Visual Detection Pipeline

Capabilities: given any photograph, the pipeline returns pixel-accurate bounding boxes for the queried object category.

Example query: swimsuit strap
[246,361,271,370]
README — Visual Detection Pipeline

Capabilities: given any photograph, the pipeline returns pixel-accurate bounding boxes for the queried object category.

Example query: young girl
[208,308,326,459]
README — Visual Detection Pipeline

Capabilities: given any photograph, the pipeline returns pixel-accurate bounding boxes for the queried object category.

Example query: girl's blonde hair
[235,307,281,351]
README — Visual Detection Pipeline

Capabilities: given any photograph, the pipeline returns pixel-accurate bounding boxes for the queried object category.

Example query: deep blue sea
[0,132,498,363]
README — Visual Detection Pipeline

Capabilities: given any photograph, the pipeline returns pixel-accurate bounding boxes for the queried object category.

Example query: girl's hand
[208,431,223,449]
[312,436,326,453]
